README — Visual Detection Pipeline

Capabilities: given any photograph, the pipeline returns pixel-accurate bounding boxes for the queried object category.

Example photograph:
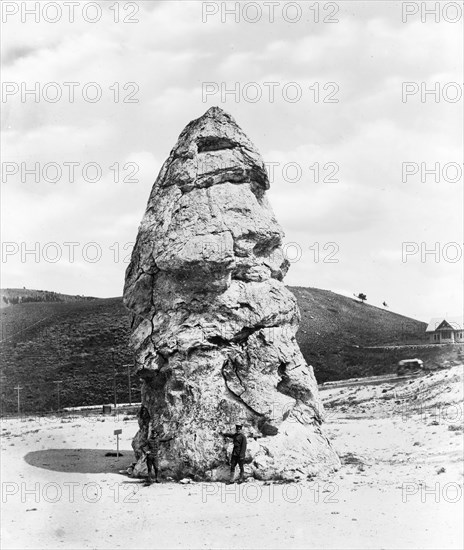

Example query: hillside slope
[0,298,133,414]
[294,287,428,381]
[1,288,459,414]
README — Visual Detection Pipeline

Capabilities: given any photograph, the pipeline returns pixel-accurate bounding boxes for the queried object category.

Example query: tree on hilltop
[354,292,367,303]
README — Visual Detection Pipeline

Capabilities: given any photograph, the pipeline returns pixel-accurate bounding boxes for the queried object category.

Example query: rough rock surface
[123,107,340,480]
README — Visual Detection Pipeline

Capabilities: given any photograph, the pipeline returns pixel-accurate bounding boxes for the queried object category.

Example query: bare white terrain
[1,366,462,549]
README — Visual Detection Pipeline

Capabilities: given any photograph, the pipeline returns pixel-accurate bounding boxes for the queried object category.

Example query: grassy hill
[0,298,133,414]
[1,287,460,414]
[294,287,427,381]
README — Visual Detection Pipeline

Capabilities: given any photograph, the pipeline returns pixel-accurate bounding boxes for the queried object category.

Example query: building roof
[426,316,464,332]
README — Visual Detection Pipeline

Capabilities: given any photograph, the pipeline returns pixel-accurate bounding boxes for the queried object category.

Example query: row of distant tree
[1,290,94,305]
[2,291,64,305]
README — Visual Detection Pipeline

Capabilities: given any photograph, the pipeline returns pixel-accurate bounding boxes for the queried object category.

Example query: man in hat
[221,424,247,484]
[141,426,173,484]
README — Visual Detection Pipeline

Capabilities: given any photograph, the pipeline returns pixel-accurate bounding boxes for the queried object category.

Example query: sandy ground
[1,367,463,549]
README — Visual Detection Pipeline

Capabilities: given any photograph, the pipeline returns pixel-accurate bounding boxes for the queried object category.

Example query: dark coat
[141,433,172,455]
[225,432,247,460]
[141,436,159,455]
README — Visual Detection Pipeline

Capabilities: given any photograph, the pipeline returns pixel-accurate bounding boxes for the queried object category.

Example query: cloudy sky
[1,0,463,322]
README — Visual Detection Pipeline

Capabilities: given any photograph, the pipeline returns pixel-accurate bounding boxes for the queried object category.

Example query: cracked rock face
[124,107,340,480]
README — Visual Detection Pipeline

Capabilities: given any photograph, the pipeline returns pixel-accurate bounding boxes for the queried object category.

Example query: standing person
[222,424,247,484]
[127,407,151,476]
[141,426,173,485]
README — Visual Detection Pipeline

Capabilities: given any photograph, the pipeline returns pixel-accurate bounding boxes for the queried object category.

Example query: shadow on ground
[24,449,129,473]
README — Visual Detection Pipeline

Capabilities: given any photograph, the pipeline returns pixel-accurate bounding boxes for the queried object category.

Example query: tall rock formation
[124,107,340,480]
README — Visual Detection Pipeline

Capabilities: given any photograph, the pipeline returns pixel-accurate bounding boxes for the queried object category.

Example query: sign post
[122,363,132,405]
[54,380,63,410]
[114,429,122,457]
[111,350,117,410]
[14,385,23,415]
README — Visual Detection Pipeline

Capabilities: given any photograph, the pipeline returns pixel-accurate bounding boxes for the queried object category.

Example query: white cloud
[1,0,462,321]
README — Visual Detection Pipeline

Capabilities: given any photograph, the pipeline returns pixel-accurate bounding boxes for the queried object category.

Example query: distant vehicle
[397,358,424,376]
